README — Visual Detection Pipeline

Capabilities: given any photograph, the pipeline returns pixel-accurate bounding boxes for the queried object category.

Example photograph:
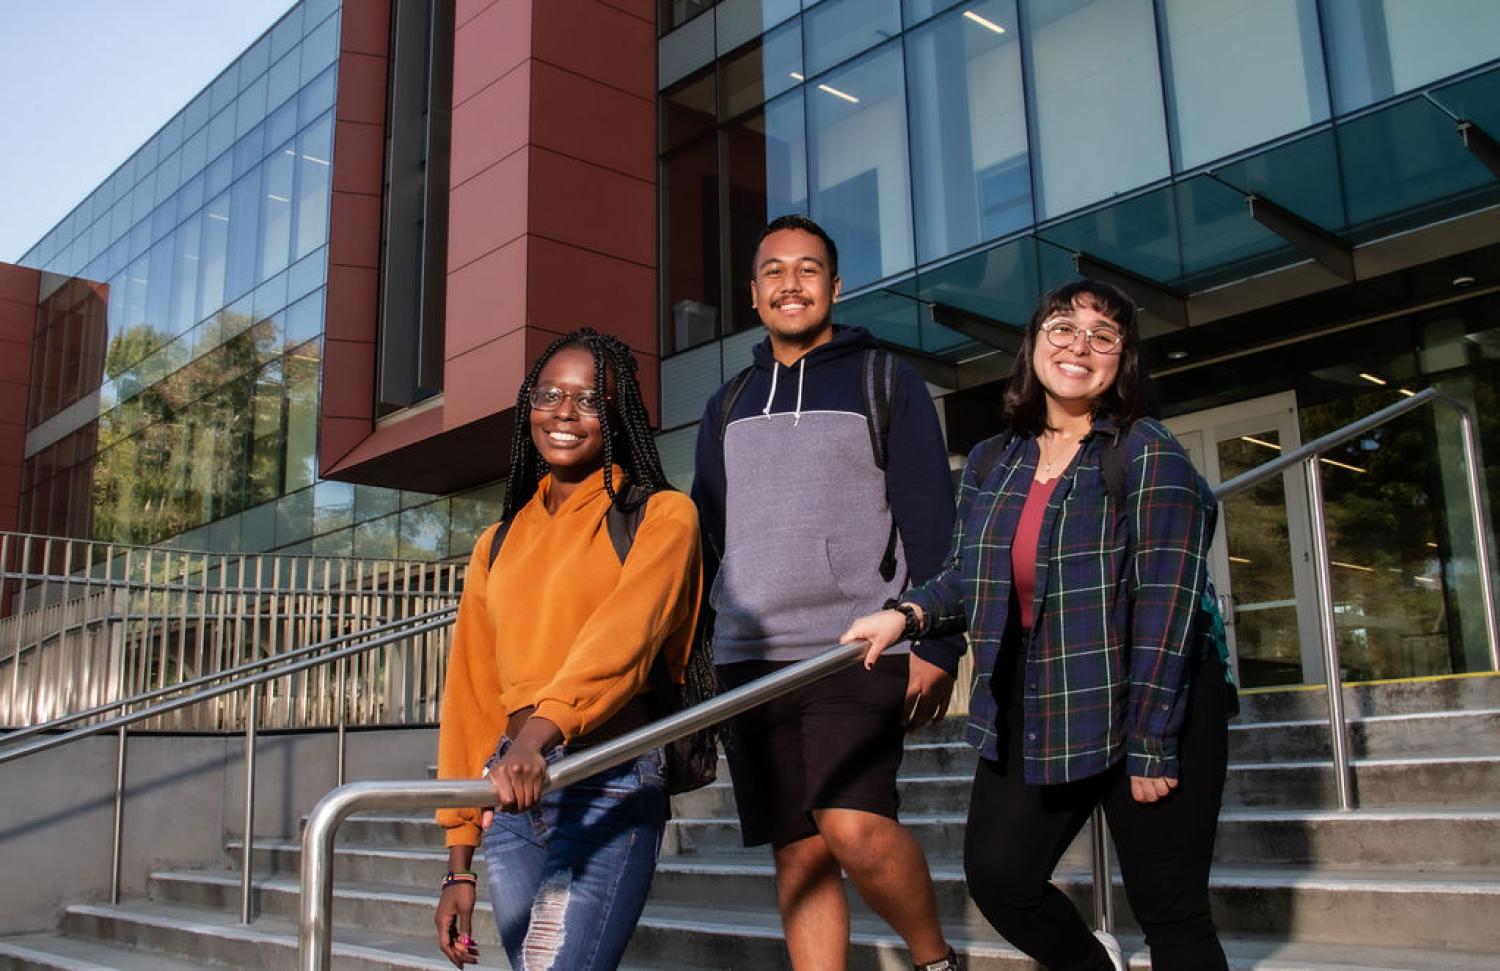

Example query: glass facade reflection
[659,0,1500,352]
[14,0,500,561]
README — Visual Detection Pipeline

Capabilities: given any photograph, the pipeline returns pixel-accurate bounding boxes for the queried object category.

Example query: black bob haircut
[501,328,672,521]
[1002,279,1152,436]
[753,214,840,281]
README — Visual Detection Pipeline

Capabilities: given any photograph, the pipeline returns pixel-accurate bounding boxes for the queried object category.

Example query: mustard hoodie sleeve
[530,491,704,741]
[435,523,507,848]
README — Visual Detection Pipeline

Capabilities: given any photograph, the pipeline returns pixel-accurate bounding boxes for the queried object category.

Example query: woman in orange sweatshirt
[433,329,702,970]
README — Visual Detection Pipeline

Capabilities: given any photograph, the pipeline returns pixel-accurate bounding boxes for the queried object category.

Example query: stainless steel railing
[296,385,1500,967]
[0,607,456,917]
[298,640,872,971]
[1,534,462,732]
[1215,386,1499,810]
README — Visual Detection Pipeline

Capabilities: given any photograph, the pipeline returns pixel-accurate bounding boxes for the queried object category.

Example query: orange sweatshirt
[435,468,703,847]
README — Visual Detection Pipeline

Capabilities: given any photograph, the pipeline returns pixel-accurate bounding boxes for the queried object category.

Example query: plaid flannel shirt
[904,417,1217,783]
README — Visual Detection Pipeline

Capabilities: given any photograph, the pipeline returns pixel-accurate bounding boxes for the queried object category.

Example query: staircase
[2,676,1499,969]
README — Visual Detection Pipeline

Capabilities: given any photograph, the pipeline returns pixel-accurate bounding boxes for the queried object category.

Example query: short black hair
[753,214,839,281]
[502,328,671,521]
[1002,279,1152,436]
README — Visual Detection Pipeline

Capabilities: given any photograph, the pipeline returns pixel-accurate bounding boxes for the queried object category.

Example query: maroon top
[1011,475,1061,630]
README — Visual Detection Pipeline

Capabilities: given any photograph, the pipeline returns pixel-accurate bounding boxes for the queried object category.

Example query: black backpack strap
[872,354,899,580]
[490,484,655,570]
[605,484,653,563]
[969,429,1015,490]
[486,519,513,571]
[1098,431,1129,511]
[863,348,894,471]
[717,365,758,445]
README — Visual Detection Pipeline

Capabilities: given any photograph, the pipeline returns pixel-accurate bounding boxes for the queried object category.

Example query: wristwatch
[882,598,922,641]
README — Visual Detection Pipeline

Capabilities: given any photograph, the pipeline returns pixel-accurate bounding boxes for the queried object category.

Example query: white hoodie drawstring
[761,364,780,418]
[793,359,806,427]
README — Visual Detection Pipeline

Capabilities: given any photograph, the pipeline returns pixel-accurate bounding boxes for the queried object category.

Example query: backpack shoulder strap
[969,429,1015,489]
[1099,434,1129,511]
[862,348,894,471]
[486,519,513,571]
[717,366,758,445]
[605,484,654,563]
[490,484,656,570]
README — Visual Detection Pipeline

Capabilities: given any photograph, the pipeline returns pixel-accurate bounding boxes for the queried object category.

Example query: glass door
[1168,392,1322,688]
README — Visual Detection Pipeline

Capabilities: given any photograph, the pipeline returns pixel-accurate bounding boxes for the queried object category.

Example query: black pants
[964,645,1231,971]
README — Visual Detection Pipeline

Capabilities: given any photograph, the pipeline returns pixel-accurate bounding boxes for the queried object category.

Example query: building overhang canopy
[837,60,1500,363]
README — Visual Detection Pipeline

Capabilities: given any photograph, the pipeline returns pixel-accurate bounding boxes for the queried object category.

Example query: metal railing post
[336,656,348,788]
[241,683,259,924]
[1304,456,1356,811]
[1455,405,1500,671]
[110,724,127,904]
[1089,806,1116,934]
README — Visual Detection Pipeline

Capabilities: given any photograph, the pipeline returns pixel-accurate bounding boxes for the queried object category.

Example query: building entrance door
[1167,392,1323,688]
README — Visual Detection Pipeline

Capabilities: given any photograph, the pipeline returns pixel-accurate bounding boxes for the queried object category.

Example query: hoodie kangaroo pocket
[711,534,850,641]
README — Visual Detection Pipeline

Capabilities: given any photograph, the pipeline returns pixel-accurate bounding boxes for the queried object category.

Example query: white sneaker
[1093,930,1126,971]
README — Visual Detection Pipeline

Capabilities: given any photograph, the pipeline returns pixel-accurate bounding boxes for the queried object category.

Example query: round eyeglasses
[530,385,605,416]
[1041,317,1124,354]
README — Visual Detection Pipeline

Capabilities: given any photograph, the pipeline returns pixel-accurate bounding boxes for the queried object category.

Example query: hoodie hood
[750,324,876,371]
[750,326,879,426]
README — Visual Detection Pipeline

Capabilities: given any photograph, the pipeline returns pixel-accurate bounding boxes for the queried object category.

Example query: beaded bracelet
[441,870,478,890]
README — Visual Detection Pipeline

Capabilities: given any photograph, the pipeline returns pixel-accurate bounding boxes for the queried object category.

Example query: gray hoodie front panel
[710,409,910,663]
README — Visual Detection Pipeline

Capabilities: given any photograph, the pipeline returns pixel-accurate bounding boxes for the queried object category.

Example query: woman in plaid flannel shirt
[845,280,1233,971]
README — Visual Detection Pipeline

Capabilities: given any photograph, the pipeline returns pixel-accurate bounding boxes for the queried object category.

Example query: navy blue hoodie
[692,326,965,674]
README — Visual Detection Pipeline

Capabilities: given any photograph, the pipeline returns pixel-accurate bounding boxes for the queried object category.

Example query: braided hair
[501,328,672,521]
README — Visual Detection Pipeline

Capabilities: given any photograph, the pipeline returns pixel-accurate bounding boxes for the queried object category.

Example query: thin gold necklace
[1038,430,1083,478]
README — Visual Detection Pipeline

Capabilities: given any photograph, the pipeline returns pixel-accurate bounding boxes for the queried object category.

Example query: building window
[1022,0,1171,218]
[377,0,453,414]
[1161,0,1329,170]
[906,0,1031,263]
[806,40,913,289]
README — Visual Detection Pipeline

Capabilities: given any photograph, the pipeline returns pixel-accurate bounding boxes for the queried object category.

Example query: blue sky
[0,0,298,263]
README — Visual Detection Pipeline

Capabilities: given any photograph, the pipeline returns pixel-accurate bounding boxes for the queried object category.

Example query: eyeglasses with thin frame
[530,385,606,416]
[1041,317,1124,355]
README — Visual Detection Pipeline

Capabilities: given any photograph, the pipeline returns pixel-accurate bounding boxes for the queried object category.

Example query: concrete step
[666,808,1500,868]
[643,855,1500,953]
[294,803,1500,871]
[1235,673,1500,723]
[57,899,506,970]
[143,868,1500,971]
[667,754,1500,818]
[630,900,1500,971]
[225,831,1500,953]
[0,933,212,971]
[1226,708,1500,762]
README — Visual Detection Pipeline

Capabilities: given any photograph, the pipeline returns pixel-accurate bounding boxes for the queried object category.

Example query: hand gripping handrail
[282,385,1493,967]
[298,639,871,971]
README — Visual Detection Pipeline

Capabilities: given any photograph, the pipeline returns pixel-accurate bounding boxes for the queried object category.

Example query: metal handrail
[294,385,1500,968]
[1212,386,1499,810]
[0,606,457,750]
[298,640,871,971]
[0,608,456,918]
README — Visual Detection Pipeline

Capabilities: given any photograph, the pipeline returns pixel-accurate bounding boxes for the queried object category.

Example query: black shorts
[717,653,910,849]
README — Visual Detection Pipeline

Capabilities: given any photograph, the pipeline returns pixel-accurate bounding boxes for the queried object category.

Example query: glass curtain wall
[659,0,1499,355]
[17,0,500,561]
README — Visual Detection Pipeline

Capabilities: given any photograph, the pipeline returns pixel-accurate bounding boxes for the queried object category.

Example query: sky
[0,0,299,263]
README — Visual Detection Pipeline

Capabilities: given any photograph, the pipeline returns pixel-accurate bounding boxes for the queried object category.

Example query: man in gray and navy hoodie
[692,216,962,971]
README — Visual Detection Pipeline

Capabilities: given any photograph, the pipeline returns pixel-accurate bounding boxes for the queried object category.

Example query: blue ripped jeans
[481,740,668,970]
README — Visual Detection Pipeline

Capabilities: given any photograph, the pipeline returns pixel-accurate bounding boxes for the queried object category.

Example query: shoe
[1093,930,1125,971]
[915,947,960,971]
